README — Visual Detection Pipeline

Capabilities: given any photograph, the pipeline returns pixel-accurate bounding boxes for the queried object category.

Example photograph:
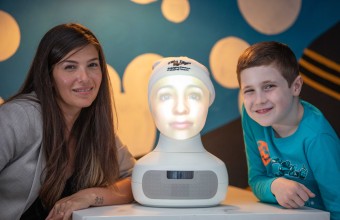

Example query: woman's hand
[45,189,96,220]
[45,177,133,220]
[271,177,315,209]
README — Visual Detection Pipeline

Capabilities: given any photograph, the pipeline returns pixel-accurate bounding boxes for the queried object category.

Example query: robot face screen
[150,75,210,140]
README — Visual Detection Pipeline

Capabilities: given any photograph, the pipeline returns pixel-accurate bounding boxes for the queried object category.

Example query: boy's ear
[292,75,303,96]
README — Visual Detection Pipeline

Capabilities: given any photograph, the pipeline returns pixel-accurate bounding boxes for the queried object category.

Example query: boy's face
[150,75,210,140]
[240,65,302,128]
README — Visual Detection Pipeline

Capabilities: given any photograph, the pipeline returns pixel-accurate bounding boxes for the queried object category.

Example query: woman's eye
[64,65,76,70]
[89,62,99,68]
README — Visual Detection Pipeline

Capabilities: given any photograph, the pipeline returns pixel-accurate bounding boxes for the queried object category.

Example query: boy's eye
[243,89,254,94]
[264,84,275,90]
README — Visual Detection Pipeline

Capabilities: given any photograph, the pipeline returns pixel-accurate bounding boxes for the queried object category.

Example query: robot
[132,57,228,207]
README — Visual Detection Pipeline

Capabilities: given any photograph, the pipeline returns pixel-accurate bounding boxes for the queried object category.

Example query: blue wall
[1,0,339,135]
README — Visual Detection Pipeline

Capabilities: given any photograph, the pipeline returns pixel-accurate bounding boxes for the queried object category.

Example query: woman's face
[150,75,210,140]
[52,44,102,116]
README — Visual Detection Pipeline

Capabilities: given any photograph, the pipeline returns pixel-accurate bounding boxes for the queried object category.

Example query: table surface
[73,186,329,220]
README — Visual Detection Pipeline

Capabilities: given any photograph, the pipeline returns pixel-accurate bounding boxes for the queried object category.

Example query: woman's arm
[46,177,133,220]
[90,177,134,206]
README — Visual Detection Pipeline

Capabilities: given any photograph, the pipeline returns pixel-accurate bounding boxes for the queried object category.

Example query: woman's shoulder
[0,92,42,129]
[0,92,43,161]
[1,92,41,114]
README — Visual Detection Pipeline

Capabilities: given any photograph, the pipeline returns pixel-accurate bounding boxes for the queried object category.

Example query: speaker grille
[142,170,218,199]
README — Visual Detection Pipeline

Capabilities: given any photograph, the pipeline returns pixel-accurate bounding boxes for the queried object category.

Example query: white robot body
[132,134,228,207]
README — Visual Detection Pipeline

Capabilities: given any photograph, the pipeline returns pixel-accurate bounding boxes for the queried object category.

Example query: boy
[236,41,340,220]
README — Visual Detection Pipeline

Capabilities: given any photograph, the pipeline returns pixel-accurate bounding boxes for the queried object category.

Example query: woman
[0,23,135,220]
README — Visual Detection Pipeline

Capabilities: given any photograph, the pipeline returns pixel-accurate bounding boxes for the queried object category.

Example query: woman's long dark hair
[8,23,119,208]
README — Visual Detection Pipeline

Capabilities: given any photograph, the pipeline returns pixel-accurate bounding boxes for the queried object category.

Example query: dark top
[20,176,75,220]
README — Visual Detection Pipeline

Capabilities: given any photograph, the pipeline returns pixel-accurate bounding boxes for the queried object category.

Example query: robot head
[148,57,215,140]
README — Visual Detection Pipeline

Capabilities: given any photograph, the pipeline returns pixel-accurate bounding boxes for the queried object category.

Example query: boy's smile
[240,65,303,136]
[255,107,273,114]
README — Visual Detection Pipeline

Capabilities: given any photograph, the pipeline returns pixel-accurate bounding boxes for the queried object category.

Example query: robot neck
[154,133,206,152]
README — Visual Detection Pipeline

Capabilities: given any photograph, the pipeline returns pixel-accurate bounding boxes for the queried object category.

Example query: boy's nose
[255,91,267,104]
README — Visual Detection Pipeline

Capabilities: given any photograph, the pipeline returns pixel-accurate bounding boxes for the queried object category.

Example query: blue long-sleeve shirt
[242,100,340,220]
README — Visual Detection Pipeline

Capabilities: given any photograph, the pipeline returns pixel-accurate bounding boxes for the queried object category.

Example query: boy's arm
[241,106,277,203]
[307,133,340,220]
[271,177,315,208]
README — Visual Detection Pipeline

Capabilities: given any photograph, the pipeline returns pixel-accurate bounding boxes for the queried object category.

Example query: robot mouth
[170,121,193,129]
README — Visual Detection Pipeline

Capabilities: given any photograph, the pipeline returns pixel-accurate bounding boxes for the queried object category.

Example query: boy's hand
[271,177,315,209]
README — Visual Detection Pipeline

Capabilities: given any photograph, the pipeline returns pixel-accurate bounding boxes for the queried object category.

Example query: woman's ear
[292,75,303,96]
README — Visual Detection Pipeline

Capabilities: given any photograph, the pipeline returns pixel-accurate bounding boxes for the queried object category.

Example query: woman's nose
[77,67,89,82]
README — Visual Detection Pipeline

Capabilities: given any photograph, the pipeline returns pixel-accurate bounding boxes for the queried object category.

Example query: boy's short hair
[236,41,299,87]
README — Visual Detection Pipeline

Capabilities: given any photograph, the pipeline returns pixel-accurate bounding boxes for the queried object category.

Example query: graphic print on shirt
[257,140,271,166]
[271,158,308,180]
